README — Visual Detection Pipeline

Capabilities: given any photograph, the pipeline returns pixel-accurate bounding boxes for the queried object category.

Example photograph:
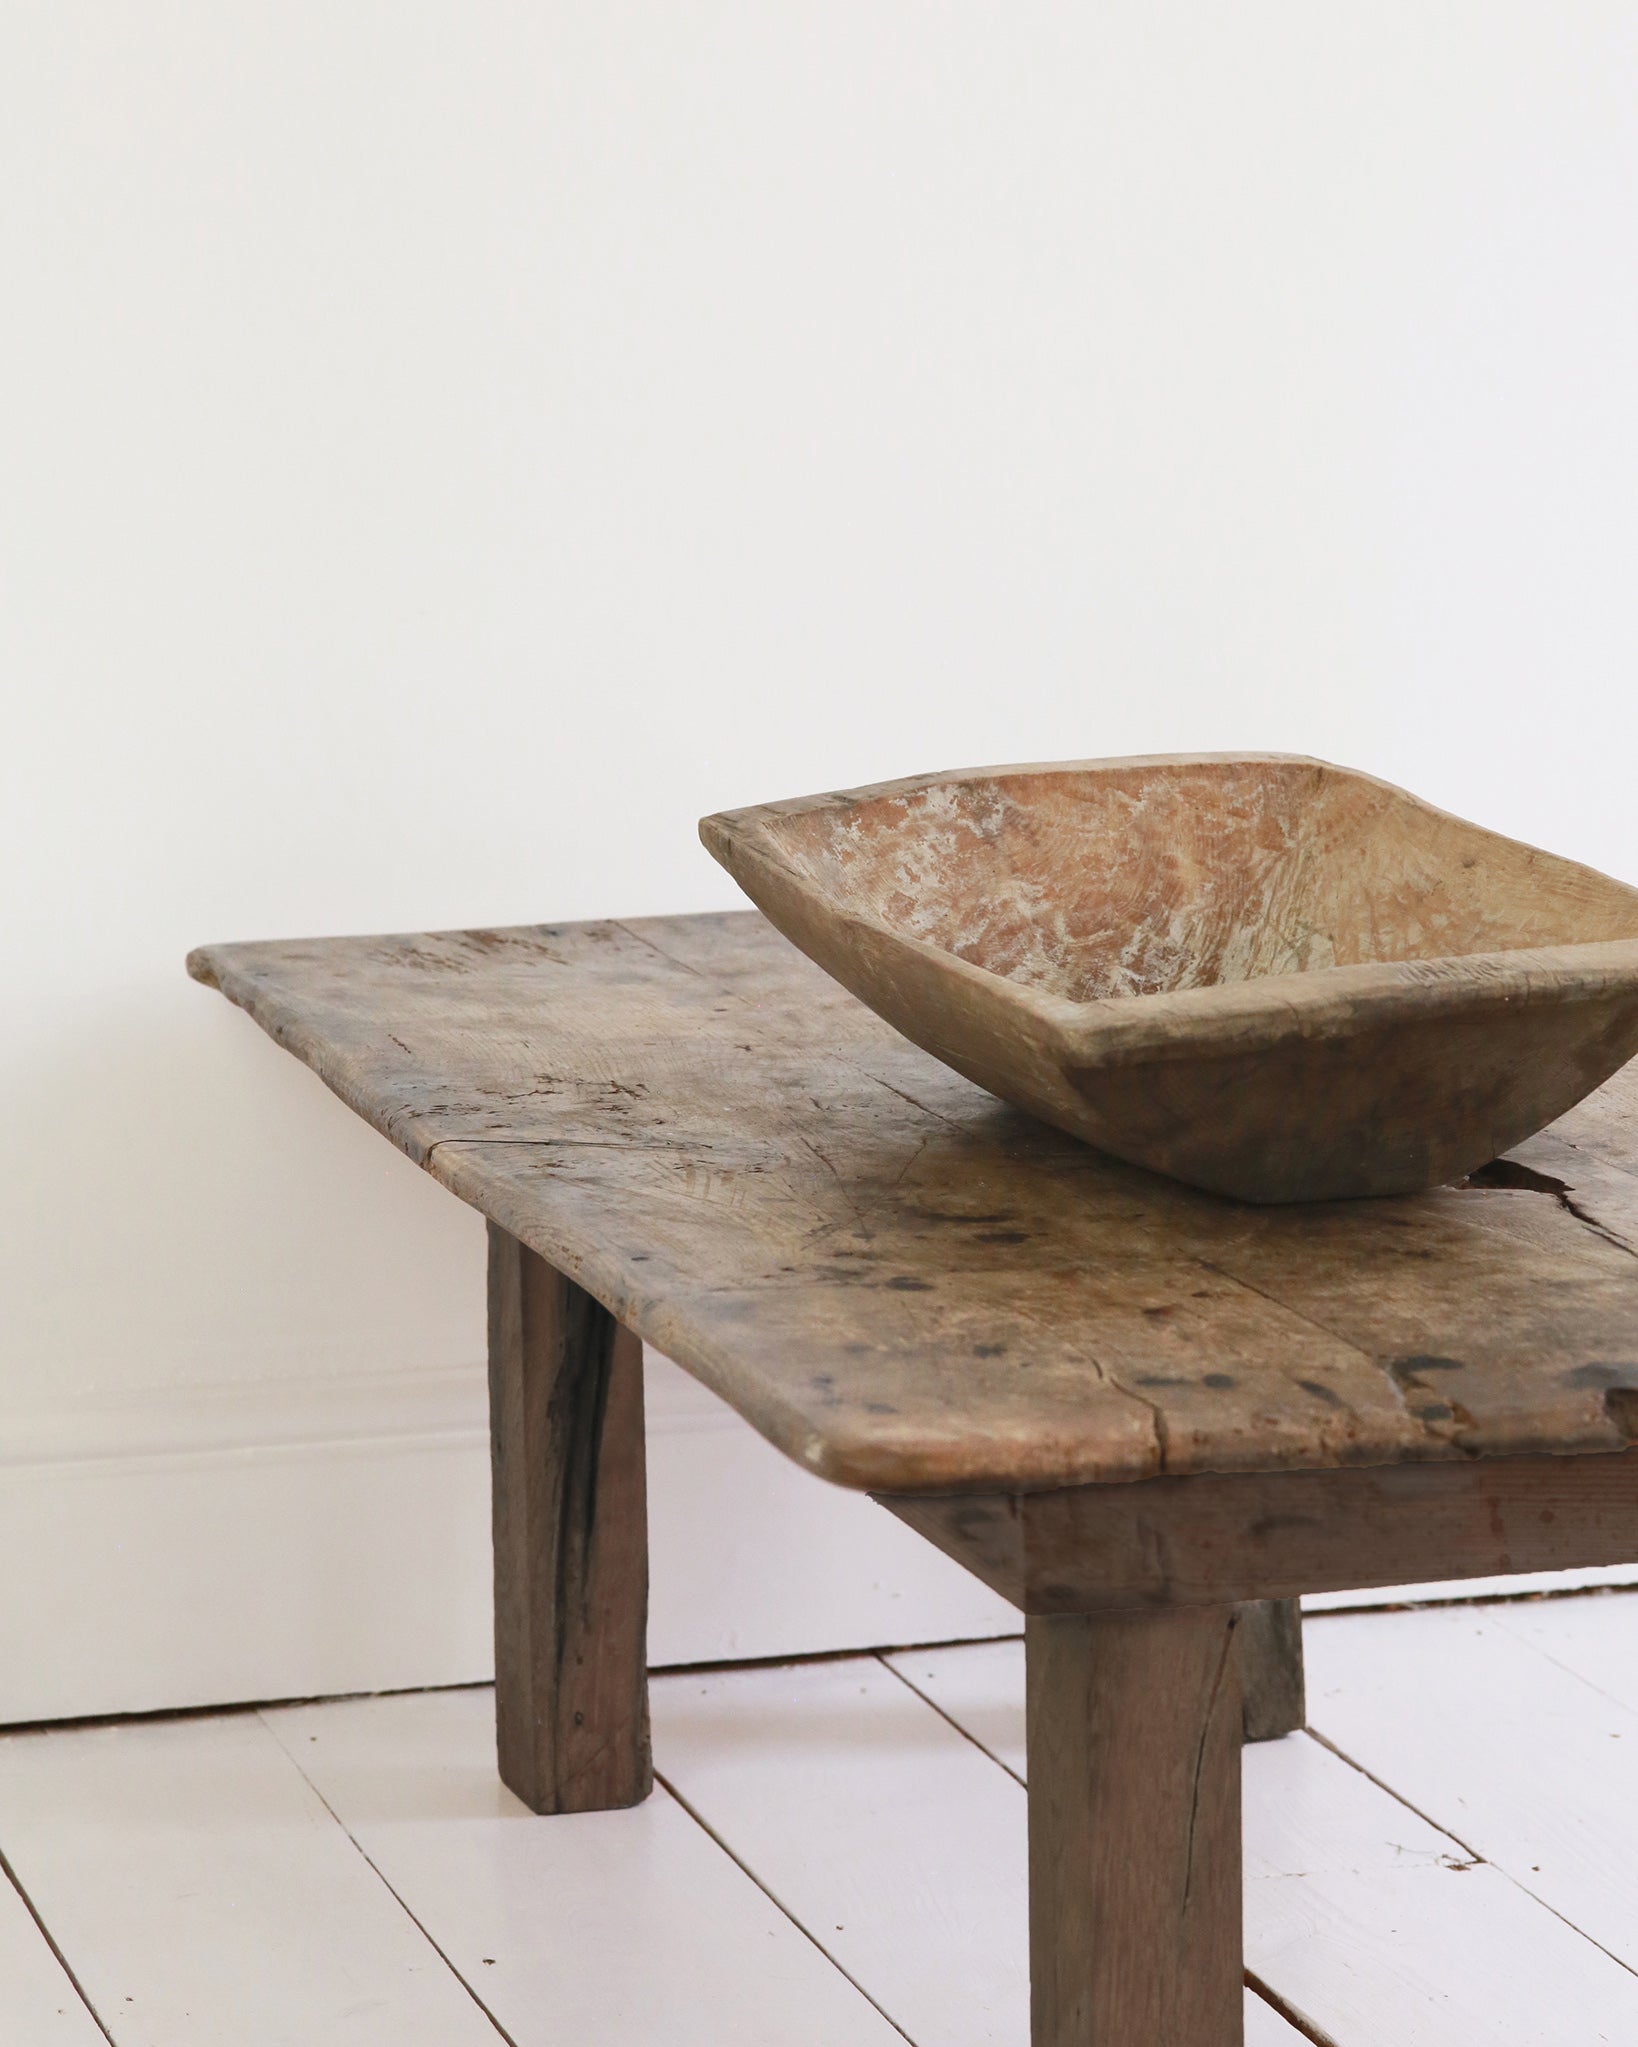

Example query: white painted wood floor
[6,1591,1638,2044]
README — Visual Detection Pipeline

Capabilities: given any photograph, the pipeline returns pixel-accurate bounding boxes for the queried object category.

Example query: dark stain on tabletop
[1562,1362,1638,1390]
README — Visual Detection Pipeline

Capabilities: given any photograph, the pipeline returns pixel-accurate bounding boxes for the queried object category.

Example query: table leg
[1237,1597,1305,1742]
[1027,1606,1244,2047]
[485,1222,652,1814]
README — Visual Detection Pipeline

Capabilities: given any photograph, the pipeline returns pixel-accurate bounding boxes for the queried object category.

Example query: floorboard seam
[1303,1726,1485,1859]
[1487,1602,1638,1717]
[1478,1866,1638,1991]
[876,1653,1026,1787]
[654,1766,920,2047]
[1305,1723,1638,1987]
[879,1658,1352,2044]
[1244,1969,1336,2047]
[0,1843,117,2045]
[258,1712,519,2047]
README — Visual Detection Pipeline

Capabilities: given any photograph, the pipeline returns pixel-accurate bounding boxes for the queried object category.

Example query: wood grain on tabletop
[188,911,1638,1494]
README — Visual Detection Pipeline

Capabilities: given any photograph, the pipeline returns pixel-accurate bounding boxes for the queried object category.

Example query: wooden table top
[189,912,1638,1495]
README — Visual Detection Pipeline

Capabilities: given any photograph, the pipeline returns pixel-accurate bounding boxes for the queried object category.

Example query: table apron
[876,1446,1638,1611]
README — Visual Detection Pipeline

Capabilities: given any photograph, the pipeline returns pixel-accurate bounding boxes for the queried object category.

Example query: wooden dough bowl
[702,754,1638,1203]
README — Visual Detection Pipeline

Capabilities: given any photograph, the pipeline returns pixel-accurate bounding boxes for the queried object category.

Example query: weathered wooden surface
[487,1225,651,1813]
[883,1448,1638,1610]
[1237,1599,1305,1742]
[703,756,1638,1201]
[189,910,1638,1493]
[1027,1606,1244,2045]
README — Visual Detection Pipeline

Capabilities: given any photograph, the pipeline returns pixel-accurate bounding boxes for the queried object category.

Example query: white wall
[5,3,1638,1709]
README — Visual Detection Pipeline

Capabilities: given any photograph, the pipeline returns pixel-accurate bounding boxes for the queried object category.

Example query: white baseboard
[0,1353,1018,1725]
[9,1352,1633,1726]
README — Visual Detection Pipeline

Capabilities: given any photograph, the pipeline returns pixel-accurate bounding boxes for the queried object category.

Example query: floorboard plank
[24,1597,1638,2046]
[886,1637,1638,2044]
[264,1685,905,2047]
[0,1713,502,2046]
[652,1655,1299,2046]
[0,1864,107,2045]
[1245,2000,1308,2047]
[1305,1601,1638,1980]
[656,1656,1026,2047]
[1485,1585,1638,1711]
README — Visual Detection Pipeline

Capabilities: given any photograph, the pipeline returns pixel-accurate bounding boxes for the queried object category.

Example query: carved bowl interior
[701,755,1638,1202]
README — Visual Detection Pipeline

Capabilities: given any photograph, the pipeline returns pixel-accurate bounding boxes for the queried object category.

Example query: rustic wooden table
[190,911,1638,2047]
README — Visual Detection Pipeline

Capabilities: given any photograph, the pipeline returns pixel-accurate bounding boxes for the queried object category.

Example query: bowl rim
[700,753,1638,1068]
